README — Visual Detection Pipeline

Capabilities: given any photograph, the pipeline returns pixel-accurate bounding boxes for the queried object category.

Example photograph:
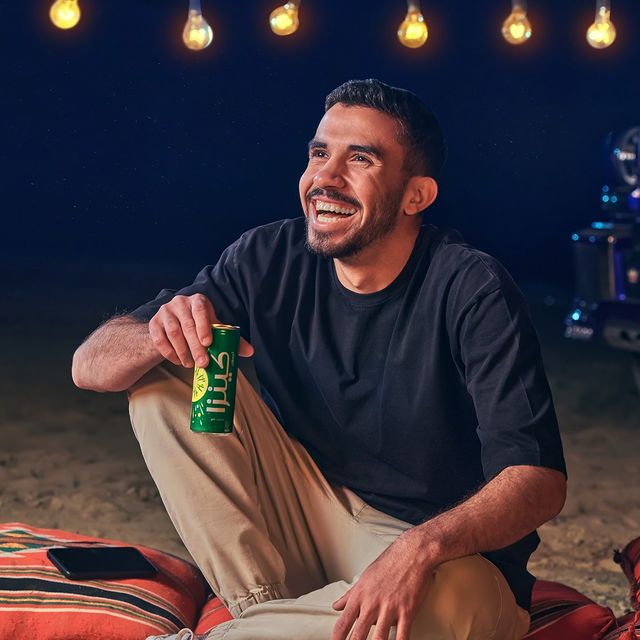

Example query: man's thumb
[239,338,254,358]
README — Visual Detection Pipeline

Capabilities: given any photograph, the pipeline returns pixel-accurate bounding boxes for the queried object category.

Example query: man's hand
[331,528,434,640]
[149,294,254,368]
[330,466,566,640]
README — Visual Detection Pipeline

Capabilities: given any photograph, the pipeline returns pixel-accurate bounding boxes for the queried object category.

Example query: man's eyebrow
[307,139,383,160]
[308,139,326,150]
[348,144,383,160]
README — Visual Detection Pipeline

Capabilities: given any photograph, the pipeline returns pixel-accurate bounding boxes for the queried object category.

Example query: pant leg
[197,504,530,640]
[353,506,532,639]
[127,361,387,615]
[149,564,529,640]
[129,361,530,640]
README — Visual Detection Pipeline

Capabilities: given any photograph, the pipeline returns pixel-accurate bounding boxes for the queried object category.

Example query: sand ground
[2,258,639,617]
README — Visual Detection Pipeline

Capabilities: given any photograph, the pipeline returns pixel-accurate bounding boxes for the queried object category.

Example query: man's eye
[310,150,327,158]
[353,155,372,164]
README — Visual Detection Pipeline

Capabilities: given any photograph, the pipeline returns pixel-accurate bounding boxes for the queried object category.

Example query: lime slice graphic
[192,367,208,402]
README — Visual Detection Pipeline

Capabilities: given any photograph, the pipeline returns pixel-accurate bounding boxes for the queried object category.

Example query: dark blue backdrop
[4,0,640,283]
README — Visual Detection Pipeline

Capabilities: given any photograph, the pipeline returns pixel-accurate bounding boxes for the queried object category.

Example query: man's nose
[312,159,346,189]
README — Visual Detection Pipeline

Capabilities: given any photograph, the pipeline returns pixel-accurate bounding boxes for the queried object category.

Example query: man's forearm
[411,465,567,567]
[72,316,164,392]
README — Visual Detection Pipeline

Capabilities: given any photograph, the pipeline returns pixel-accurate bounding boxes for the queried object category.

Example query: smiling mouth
[311,199,358,224]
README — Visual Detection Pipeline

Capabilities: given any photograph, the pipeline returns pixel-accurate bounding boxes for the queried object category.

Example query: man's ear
[403,177,438,216]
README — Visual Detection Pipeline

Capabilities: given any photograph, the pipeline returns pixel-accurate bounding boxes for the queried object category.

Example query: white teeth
[314,201,357,215]
[317,214,350,223]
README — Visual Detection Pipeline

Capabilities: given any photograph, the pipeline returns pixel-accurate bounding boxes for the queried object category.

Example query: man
[72,79,567,640]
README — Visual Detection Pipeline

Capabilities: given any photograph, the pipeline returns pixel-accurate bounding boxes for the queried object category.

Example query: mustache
[306,188,361,209]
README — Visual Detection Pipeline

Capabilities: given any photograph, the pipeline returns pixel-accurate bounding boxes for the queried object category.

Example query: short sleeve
[457,283,566,482]
[128,240,251,341]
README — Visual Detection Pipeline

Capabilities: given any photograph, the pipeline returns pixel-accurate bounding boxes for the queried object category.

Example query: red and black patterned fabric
[194,594,233,634]
[610,536,640,640]
[602,612,640,640]
[615,536,640,612]
[191,578,621,638]
[3,522,640,640]
[0,523,209,639]
[522,580,617,640]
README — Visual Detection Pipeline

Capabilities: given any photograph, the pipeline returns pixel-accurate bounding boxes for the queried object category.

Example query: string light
[45,2,629,53]
[397,0,428,48]
[501,0,532,45]
[587,0,616,49]
[183,0,214,51]
[269,1,300,36]
[50,0,81,30]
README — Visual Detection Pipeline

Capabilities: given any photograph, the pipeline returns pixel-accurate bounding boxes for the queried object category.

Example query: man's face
[299,104,410,260]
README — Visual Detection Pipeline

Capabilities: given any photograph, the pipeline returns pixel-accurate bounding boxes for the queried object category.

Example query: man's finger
[239,337,254,358]
[149,321,182,367]
[370,613,394,640]
[163,316,196,367]
[347,610,377,640]
[177,312,210,368]
[396,615,412,640]
[331,604,359,640]
[332,588,352,611]
[191,295,216,348]
[189,295,254,358]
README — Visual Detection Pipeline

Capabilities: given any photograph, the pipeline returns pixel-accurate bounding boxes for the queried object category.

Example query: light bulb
[501,5,532,45]
[183,8,214,50]
[397,4,428,49]
[50,0,81,30]
[270,2,299,36]
[587,3,616,49]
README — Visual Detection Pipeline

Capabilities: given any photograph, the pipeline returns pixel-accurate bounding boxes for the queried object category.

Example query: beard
[304,185,406,260]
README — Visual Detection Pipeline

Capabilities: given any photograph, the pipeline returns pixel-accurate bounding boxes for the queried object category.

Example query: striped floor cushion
[190,579,620,639]
[190,542,640,638]
[601,612,640,640]
[611,536,640,640]
[194,594,233,634]
[1,521,633,640]
[0,522,209,639]
[615,536,640,612]
[523,580,617,640]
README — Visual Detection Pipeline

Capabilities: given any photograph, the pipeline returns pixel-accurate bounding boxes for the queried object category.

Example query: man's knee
[127,362,192,442]
[411,555,528,640]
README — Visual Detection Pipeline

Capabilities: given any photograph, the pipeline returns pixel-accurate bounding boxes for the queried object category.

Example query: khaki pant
[128,362,530,640]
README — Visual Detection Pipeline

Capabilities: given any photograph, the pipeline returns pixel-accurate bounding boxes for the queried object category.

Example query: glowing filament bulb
[183,0,214,51]
[397,1,428,48]
[587,1,616,49]
[501,0,532,45]
[270,1,300,36]
[50,0,81,30]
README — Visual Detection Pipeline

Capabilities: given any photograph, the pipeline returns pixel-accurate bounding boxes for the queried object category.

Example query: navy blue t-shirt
[130,217,566,611]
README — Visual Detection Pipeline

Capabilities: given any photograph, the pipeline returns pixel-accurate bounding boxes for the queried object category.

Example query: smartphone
[47,546,157,580]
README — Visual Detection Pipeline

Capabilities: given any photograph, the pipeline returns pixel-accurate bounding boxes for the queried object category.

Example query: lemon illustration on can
[192,367,209,402]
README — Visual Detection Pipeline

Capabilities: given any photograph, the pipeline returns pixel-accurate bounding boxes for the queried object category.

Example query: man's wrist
[405,522,449,569]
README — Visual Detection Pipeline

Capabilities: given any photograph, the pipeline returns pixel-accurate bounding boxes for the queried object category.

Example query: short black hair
[324,79,446,179]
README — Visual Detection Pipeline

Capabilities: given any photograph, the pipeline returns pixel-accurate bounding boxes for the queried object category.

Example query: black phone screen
[47,546,157,580]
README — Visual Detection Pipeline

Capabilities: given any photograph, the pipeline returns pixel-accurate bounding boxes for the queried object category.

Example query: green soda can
[190,324,240,434]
